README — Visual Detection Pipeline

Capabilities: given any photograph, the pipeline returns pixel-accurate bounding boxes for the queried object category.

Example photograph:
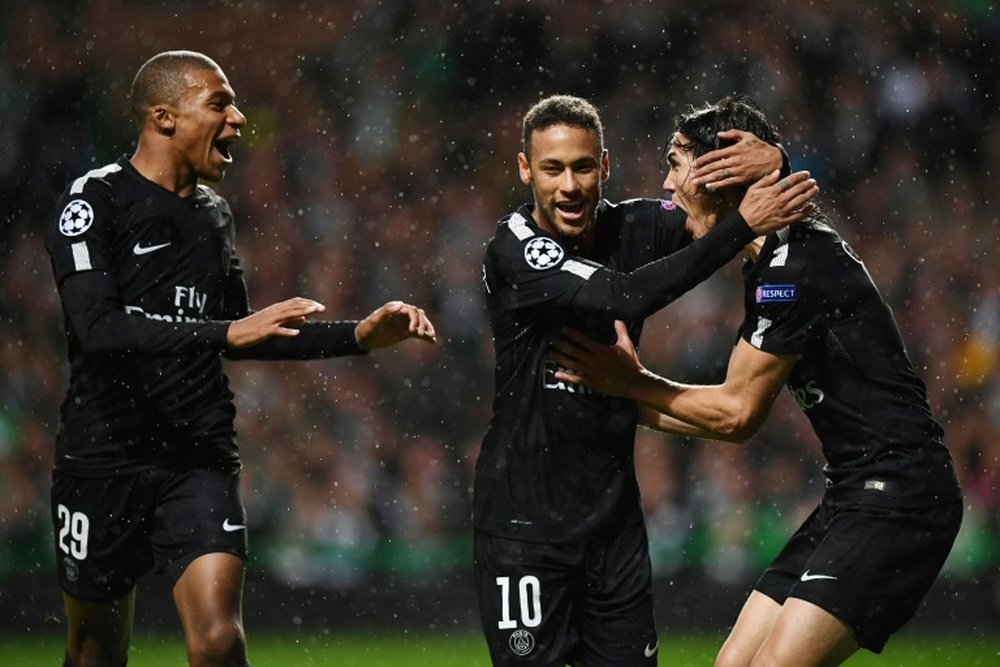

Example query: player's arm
[569,170,816,320]
[224,299,436,360]
[58,270,229,354]
[551,320,796,442]
[58,270,323,355]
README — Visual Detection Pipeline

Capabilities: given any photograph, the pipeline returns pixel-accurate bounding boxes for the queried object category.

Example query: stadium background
[1,0,997,649]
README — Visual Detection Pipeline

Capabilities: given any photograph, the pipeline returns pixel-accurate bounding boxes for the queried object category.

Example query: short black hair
[522,95,604,158]
[129,50,222,124]
[672,95,782,159]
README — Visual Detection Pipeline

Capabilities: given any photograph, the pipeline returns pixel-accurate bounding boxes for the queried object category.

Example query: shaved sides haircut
[129,50,221,123]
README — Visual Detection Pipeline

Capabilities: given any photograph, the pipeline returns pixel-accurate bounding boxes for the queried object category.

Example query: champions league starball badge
[59,199,95,237]
[524,237,563,270]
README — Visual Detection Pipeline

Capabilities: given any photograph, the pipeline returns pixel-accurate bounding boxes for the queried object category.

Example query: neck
[130,140,197,197]
[744,236,766,260]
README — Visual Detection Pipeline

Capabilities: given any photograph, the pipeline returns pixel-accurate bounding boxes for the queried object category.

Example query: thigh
[755,597,857,667]
[63,589,137,667]
[173,552,247,660]
[716,590,783,667]
[576,522,658,667]
[474,529,581,666]
[151,468,248,584]
[51,471,157,601]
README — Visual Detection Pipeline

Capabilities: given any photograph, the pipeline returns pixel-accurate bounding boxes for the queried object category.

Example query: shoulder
[486,208,540,254]
[61,159,128,201]
[601,197,684,221]
[52,160,130,238]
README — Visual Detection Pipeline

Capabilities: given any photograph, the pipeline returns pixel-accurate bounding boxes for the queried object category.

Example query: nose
[662,173,674,195]
[229,105,247,129]
[558,168,580,193]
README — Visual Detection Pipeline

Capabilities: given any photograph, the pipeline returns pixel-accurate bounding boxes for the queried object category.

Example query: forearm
[638,406,745,443]
[571,212,753,319]
[629,370,753,440]
[223,320,367,360]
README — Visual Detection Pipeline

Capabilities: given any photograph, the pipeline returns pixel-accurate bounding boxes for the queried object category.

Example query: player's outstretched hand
[550,321,644,399]
[227,297,326,348]
[740,169,818,237]
[355,300,437,350]
[691,130,783,191]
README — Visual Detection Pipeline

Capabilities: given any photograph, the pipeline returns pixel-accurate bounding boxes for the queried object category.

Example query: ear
[150,104,176,136]
[600,149,610,183]
[517,152,532,186]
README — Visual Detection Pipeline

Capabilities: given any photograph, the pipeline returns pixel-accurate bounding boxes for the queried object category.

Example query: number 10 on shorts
[496,575,542,630]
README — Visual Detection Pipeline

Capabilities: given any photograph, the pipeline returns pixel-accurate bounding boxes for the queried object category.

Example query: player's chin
[200,163,228,182]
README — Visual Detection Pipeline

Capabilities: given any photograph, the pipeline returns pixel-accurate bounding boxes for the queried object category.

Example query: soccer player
[474,94,818,665]
[550,96,963,666]
[45,50,436,667]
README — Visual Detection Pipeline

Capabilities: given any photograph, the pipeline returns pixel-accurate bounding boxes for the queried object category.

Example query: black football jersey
[740,219,962,508]
[46,157,364,476]
[476,199,755,542]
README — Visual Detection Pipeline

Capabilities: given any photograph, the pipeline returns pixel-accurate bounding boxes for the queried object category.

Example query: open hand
[691,130,783,191]
[227,297,325,348]
[739,169,818,236]
[355,300,436,350]
[550,320,644,398]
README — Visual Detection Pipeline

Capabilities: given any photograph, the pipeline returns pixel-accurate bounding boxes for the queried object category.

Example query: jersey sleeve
[740,242,823,355]
[46,171,120,285]
[485,210,754,320]
[47,171,231,355]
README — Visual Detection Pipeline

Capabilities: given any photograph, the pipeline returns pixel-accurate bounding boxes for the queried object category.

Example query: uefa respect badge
[755,284,798,303]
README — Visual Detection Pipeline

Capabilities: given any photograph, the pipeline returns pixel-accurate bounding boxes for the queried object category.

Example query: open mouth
[213,137,236,163]
[555,201,584,219]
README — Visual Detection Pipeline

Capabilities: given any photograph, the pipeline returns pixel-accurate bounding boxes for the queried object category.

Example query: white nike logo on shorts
[800,570,837,582]
[644,641,658,657]
[222,518,246,532]
[133,241,171,255]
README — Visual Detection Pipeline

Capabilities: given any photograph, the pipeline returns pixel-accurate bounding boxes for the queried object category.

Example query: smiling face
[169,67,245,184]
[518,123,609,246]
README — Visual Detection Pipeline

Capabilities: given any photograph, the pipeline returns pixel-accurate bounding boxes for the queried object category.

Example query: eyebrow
[538,156,598,168]
[207,90,235,104]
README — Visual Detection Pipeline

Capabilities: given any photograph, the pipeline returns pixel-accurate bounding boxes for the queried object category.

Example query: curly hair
[521,94,604,158]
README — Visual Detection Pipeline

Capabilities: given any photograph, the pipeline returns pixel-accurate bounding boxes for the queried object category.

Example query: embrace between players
[47,51,960,667]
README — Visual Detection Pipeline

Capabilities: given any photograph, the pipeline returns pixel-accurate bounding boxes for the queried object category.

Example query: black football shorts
[755,498,962,652]
[51,467,248,602]
[474,521,658,666]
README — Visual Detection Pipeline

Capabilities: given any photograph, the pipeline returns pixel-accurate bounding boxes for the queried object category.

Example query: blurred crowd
[1,0,998,593]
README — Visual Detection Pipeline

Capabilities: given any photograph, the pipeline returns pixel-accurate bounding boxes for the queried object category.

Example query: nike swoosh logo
[800,570,837,582]
[133,241,171,255]
[644,641,658,657]
[222,519,246,532]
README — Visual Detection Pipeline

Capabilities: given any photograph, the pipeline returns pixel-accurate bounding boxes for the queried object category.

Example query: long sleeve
[568,211,754,319]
